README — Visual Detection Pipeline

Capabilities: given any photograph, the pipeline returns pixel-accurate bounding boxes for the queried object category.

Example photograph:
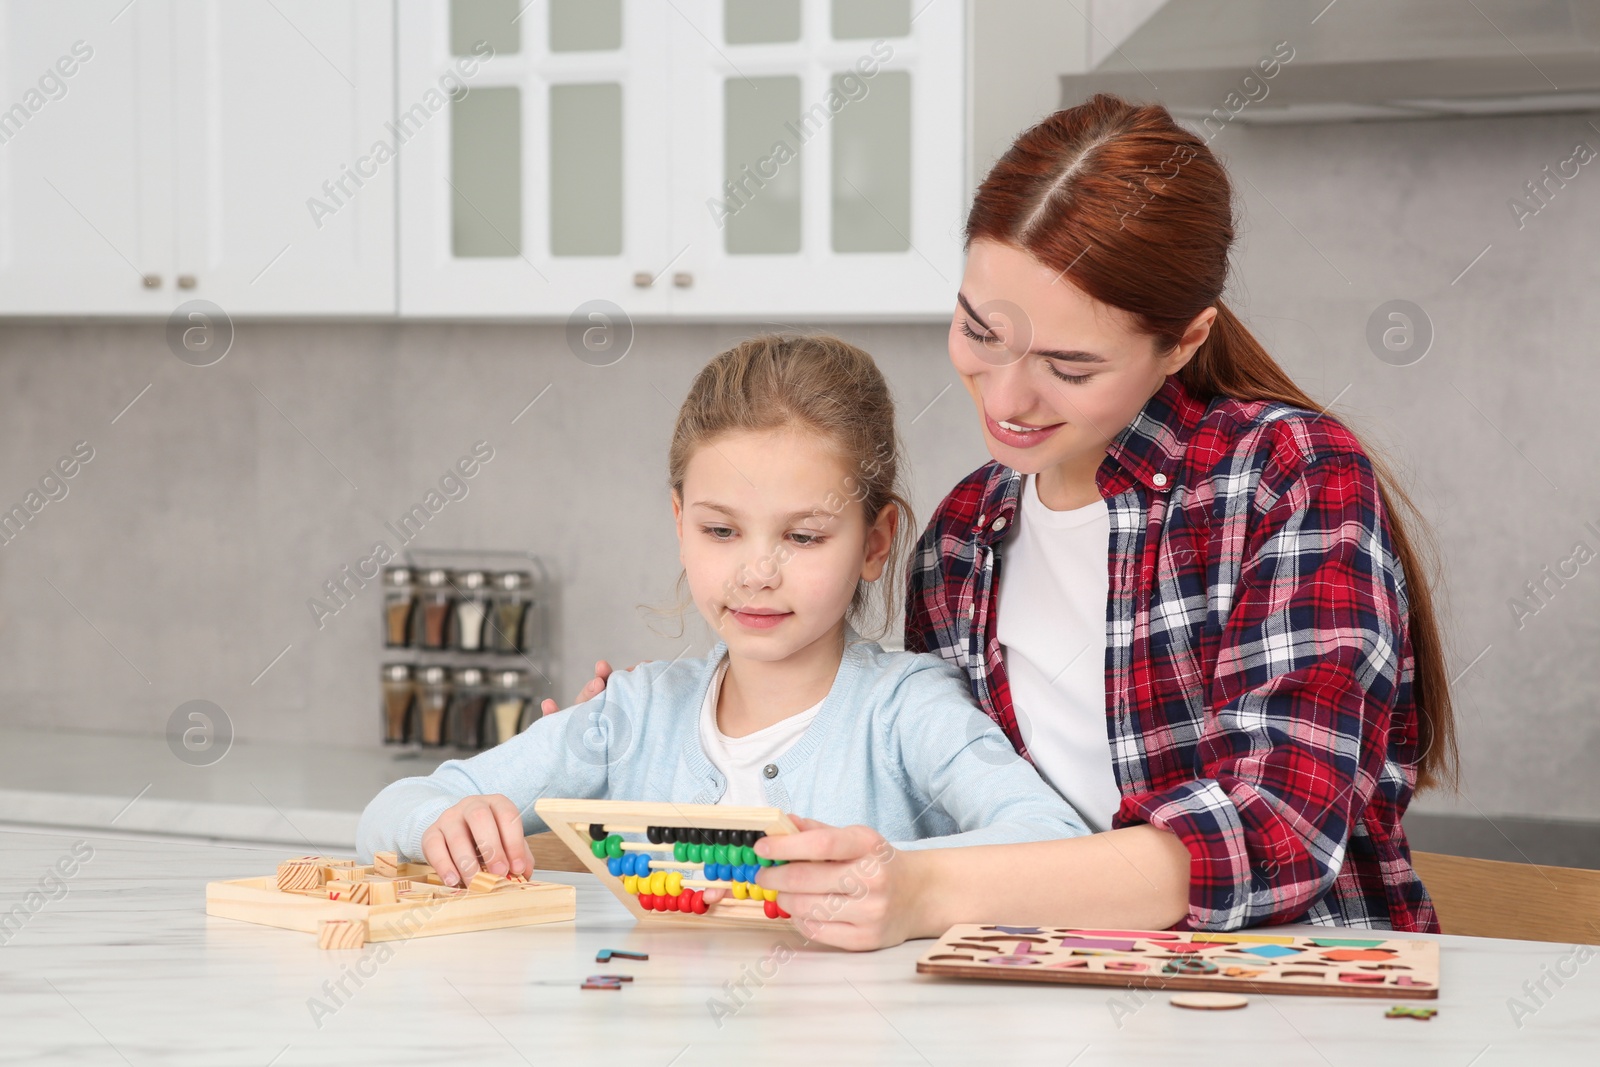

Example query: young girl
[357,334,1088,887]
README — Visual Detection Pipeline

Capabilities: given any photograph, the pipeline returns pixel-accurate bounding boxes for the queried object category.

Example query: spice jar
[416,665,452,747]
[418,568,453,650]
[487,669,529,746]
[447,667,489,749]
[382,567,416,648]
[489,570,532,652]
[452,570,490,651]
[380,663,415,744]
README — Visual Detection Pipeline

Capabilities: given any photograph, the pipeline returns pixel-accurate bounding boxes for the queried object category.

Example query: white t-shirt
[995,474,1122,832]
[697,659,822,806]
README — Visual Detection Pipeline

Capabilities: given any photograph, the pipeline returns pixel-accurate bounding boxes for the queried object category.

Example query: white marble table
[1,826,1596,1066]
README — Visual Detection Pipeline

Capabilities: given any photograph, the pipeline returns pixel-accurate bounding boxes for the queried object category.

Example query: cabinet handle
[672,272,693,288]
[177,274,197,290]
[632,271,653,288]
[142,274,162,289]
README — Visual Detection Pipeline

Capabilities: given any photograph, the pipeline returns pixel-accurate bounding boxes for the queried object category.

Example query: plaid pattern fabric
[906,374,1438,932]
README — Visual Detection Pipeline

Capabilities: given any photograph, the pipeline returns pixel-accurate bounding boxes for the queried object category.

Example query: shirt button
[763,764,779,779]
[991,516,1007,532]
[976,513,986,527]
[1152,473,1168,487]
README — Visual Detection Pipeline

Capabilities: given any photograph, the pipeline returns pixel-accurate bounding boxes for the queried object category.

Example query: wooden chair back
[1412,851,1600,944]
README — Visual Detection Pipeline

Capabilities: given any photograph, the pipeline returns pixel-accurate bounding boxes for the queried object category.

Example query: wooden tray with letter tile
[205,852,574,943]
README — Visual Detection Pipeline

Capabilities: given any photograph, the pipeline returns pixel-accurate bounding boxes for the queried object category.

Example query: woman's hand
[419,794,535,886]
[539,659,621,716]
[753,816,928,951]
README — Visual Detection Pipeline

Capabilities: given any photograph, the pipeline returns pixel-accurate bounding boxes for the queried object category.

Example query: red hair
[967,94,1457,790]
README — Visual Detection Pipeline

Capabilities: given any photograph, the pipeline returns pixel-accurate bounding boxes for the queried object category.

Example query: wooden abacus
[536,799,800,928]
[205,851,575,945]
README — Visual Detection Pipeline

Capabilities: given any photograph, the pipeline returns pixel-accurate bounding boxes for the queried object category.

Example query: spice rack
[378,549,556,754]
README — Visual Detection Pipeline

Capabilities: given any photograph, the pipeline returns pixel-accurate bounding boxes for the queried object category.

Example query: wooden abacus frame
[536,799,800,928]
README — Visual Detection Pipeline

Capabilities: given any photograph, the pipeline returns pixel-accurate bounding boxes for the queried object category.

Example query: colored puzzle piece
[1058,937,1141,952]
[1239,944,1301,959]
[1320,948,1399,962]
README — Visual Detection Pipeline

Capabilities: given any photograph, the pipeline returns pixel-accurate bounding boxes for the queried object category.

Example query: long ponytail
[968,95,1458,790]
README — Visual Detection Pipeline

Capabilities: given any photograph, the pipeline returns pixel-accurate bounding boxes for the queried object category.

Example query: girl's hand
[419,794,535,886]
[753,816,924,951]
[539,659,623,716]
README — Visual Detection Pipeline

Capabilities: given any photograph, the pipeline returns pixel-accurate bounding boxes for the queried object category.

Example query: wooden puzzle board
[536,798,800,929]
[205,857,575,942]
[916,925,1439,999]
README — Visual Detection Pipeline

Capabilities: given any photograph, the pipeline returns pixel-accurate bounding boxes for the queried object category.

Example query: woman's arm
[754,819,1189,950]
[1117,450,1409,929]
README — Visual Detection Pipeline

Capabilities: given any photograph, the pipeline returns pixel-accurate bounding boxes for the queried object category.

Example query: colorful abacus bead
[588,823,608,841]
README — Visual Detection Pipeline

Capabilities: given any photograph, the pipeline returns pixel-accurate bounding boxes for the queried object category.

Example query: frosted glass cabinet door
[170,0,397,314]
[398,0,673,317]
[0,0,173,315]
[670,0,964,318]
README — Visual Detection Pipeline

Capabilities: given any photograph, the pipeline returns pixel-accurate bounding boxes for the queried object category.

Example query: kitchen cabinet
[0,1,169,316]
[396,0,676,317]
[3,0,965,320]
[0,0,395,316]
[398,0,965,319]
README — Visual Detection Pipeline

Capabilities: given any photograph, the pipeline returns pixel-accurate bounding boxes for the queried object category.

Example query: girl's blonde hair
[668,333,915,640]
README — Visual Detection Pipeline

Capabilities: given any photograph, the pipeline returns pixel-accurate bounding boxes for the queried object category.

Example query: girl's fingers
[440,820,484,886]
[539,698,561,716]
[757,822,884,864]
[489,797,534,876]
[766,891,882,951]
[420,827,457,887]
[463,804,511,875]
[757,858,879,897]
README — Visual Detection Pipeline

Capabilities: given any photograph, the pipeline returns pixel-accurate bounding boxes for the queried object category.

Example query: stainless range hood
[1059,0,1600,123]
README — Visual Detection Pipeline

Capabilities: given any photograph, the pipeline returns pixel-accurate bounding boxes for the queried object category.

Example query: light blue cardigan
[357,635,1089,863]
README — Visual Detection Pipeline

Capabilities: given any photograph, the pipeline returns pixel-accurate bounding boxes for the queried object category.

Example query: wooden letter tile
[317,919,367,949]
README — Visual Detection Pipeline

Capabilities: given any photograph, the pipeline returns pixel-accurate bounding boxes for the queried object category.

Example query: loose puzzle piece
[917,925,1439,1000]
[536,799,802,928]
[1386,1005,1438,1020]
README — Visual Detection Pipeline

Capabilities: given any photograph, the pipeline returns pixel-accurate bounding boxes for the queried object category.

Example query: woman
[561,94,1456,949]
